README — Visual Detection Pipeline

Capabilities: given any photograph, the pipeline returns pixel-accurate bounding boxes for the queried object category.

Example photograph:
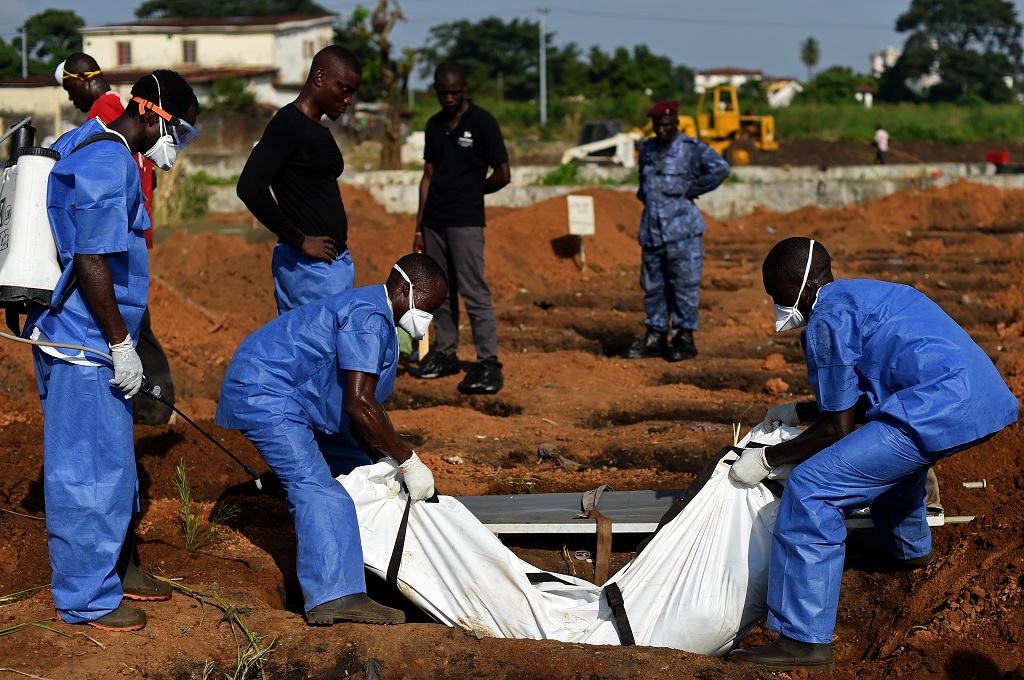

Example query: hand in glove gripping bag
[729,447,773,486]
[399,452,435,500]
[109,334,144,398]
[762,401,800,431]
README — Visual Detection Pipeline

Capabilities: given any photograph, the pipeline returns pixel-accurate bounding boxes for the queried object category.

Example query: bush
[153,158,210,225]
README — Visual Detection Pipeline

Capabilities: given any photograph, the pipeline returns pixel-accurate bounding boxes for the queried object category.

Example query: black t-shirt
[236,103,347,251]
[422,101,509,228]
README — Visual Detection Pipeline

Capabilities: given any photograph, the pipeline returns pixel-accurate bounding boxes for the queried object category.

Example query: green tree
[0,39,22,79]
[800,37,820,132]
[811,66,866,104]
[207,76,258,112]
[800,36,820,84]
[892,0,1023,102]
[335,5,383,98]
[12,9,84,76]
[420,17,545,100]
[346,0,415,170]
[135,0,328,19]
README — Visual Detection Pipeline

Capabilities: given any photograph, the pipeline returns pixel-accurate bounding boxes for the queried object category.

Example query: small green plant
[168,579,275,680]
[486,475,539,494]
[533,162,580,186]
[153,158,211,225]
[174,459,241,551]
[193,170,240,186]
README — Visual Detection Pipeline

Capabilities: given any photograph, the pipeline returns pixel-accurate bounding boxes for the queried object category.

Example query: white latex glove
[384,472,402,499]
[762,402,800,432]
[729,447,772,486]
[399,452,435,501]
[108,334,144,398]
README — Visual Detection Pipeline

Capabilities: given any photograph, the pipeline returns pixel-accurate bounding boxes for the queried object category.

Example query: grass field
[405,90,1024,145]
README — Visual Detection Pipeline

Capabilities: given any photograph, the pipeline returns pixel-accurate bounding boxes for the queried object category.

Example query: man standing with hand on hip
[237,45,363,315]
[410,61,510,394]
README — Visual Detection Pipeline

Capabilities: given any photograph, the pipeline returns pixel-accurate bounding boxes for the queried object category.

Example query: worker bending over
[728,237,1018,672]
[215,254,447,625]
[28,70,199,631]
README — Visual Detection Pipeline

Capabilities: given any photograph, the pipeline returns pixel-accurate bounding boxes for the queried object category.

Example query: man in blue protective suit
[215,253,447,625]
[622,100,730,362]
[236,45,362,316]
[727,237,1019,672]
[27,70,199,632]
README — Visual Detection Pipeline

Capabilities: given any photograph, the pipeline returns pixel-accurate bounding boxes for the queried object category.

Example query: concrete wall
[207,162,1024,219]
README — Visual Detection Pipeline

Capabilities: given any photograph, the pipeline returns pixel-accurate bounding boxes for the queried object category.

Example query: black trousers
[133,307,175,424]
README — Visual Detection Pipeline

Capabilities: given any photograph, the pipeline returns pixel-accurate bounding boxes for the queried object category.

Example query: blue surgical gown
[26,118,150,624]
[766,279,1018,644]
[30,118,150,347]
[215,285,399,612]
[803,279,1018,452]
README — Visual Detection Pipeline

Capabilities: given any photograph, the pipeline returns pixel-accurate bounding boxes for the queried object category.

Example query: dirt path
[0,182,1022,679]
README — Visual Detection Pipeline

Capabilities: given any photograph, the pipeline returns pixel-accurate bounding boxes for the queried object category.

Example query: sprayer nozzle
[254,478,263,491]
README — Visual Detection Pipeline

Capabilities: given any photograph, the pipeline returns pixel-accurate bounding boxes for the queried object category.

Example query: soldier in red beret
[621,99,730,362]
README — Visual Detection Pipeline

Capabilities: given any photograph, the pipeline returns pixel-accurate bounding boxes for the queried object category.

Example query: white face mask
[773,239,815,333]
[393,264,433,340]
[141,74,179,171]
[144,117,178,171]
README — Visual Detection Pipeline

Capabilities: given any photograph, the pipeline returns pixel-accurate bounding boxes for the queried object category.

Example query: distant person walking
[237,46,362,315]
[410,61,511,394]
[622,100,730,363]
[873,124,889,165]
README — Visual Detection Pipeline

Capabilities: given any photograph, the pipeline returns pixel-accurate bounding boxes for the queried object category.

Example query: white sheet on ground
[339,425,797,656]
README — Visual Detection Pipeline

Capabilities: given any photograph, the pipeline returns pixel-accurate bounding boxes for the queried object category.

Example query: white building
[81,14,337,105]
[694,68,763,94]
[869,47,901,78]
[870,45,940,92]
[0,13,338,137]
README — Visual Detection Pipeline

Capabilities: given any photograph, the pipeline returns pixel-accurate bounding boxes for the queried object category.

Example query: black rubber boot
[121,561,172,601]
[665,329,698,362]
[622,331,668,359]
[410,351,460,379]
[116,531,172,601]
[728,635,835,673]
[458,358,504,394]
[306,593,406,625]
[59,603,147,632]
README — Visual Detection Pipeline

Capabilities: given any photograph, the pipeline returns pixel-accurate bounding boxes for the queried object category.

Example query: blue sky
[2,0,1023,81]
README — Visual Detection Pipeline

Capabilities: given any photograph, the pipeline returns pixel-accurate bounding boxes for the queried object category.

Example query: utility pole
[21,28,27,79]
[538,8,548,127]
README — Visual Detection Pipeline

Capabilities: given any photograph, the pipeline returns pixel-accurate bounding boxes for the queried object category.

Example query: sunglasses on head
[132,96,199,148]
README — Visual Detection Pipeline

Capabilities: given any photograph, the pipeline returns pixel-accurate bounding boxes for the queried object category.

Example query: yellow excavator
[561,84,779,168]
[642,84,778,165]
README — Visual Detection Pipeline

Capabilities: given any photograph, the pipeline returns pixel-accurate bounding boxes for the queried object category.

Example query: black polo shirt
[422,100,508,228]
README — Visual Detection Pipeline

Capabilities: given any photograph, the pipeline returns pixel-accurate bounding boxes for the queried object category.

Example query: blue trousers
[272,244,355,316]
[244,422,369,613]
[640,235,703,333]
[767,420,935,643]
[33,350,138,624]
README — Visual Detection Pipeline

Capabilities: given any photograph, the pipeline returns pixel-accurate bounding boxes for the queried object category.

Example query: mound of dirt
[0,180,1022,679]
